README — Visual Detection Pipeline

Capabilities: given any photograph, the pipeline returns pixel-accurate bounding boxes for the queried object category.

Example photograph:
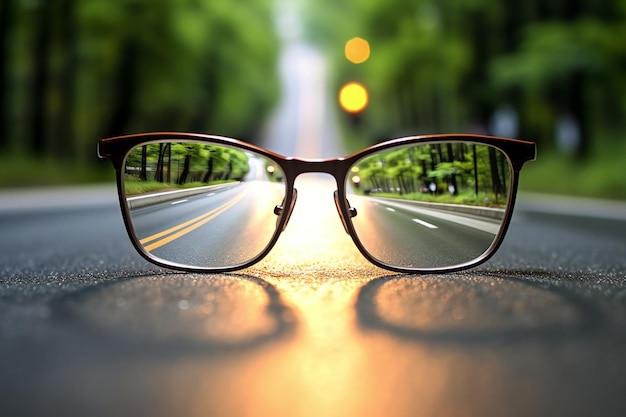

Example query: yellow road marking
[139,189,249,252]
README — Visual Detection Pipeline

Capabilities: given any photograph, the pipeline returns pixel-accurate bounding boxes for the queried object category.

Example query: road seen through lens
[348,196,500,268]
[130,181,284,267]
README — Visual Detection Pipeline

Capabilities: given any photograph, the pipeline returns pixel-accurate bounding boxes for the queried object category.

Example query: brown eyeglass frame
[98,132,536,274]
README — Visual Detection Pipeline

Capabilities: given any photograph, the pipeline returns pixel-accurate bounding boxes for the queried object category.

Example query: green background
[1,0,625,200]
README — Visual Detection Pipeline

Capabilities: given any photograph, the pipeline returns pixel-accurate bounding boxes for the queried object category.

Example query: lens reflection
[346,142,511,269]
[123,141,286,269]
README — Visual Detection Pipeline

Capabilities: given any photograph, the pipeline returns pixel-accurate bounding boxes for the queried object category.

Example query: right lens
[122,140,287,269]
[345,141,512,270]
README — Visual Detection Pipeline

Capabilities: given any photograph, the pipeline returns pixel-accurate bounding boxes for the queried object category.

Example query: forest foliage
[0,0,280,178]
[305,0,626,159]
[352,142,510,207]
[127,142,249,184]
[2,0,626,198]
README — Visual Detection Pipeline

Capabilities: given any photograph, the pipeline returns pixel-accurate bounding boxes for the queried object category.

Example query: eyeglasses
[98,132,536,273]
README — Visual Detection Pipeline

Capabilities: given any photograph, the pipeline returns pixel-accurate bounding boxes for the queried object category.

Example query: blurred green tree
[306,0,626,160]
[0,0,279,184]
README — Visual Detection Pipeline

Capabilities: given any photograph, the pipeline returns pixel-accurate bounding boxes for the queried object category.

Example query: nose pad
[274,188,298,231]
[333,190,357,234]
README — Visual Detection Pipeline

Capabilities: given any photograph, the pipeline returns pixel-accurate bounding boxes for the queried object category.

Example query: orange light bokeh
[345,37,370,64]
[339,82,368,113]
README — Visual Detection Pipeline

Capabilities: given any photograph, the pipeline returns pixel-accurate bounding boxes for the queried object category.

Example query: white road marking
[369,198,501,235]
[384,205,438,229]
[412,218,438,229]
[206,193,215,197]
[171,199,188,205]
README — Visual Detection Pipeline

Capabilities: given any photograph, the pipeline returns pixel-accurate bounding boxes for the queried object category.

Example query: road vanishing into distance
[2,28,626,417]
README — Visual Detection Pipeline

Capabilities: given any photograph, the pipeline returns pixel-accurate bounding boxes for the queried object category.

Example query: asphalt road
[130,181,285,268]
[2,42,626,417]
[348,196,499,268]
[1,179,626,417]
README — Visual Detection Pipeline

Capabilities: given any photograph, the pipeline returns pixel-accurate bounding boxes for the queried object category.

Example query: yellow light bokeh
[339,82,369,114]
[345,37,370,64]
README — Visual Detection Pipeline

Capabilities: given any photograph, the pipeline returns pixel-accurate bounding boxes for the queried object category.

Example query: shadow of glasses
[52,273,296,354]
[355,270,604,345]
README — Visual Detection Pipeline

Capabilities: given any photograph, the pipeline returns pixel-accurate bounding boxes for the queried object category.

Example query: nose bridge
[285,157,347,182]
[278,157,355,237]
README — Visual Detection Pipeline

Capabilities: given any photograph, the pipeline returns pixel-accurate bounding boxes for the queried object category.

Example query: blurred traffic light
[340,37,370,115]
[344,37,370,64]
[339,82,368,113]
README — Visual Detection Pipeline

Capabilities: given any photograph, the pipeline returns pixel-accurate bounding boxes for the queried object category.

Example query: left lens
[122,140,287,269]
[345,141,512,270]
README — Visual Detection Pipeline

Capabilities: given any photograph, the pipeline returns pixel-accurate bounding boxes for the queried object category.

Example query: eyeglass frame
[98,132,536,274]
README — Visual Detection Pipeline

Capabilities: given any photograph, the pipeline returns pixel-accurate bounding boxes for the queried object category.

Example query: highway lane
[129,180,286,267]
[349,196,500,268]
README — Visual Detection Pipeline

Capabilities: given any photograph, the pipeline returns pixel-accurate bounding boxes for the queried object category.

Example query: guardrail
[126,182,241,209]
[373,196,506,220]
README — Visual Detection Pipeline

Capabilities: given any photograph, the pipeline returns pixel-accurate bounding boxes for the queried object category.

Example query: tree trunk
[489,147,505,200]
[472,145,479,196]
[156,143,166,182]
[31,0,54,155]
[202,156,213,183]
[104,37,138,138]
[140,145,147,181]
[53,0,77,160]
[446,143,458,195]
[0,0,13,150]
[166,144,172,183]
[178,154,190,185]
